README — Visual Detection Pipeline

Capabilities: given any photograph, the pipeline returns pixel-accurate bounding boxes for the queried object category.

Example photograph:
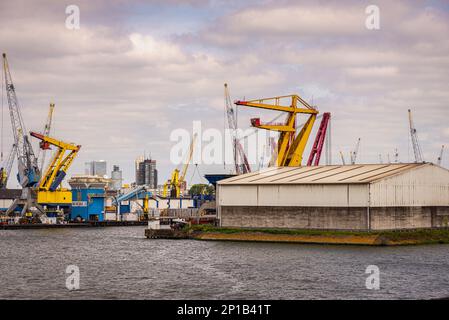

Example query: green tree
[189,184,214,196]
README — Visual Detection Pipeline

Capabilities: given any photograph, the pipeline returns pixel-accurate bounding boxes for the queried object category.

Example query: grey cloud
[0,0,448,186]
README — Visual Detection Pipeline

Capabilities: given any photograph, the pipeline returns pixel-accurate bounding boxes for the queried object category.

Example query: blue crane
[2,53,44,216]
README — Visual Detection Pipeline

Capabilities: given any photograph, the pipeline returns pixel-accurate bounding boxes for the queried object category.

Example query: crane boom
[224,84,250,174]
[179,133,197,183]
[37,103,55,175]
[408,109,424,163]
[236,94,318,167]
[30,132,80,192]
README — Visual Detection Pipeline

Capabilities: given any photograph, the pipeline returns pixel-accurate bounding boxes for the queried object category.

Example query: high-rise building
[110,165,123,190]
[85,160,107,177]
[135,157,158,188]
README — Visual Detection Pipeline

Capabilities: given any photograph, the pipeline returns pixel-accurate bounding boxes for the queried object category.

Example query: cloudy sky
[0,0,448,187]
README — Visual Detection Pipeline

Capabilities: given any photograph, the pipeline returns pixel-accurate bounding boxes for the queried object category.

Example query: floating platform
[144,228,190,239]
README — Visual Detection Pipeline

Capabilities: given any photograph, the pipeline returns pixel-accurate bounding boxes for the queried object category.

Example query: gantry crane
[30,132,80,205]
[437,145,445,166]
[3,53,43,216]
[307,112,331,166]
[37,103,55,175]
[235,94,319,167]
[163,133,197,198]
[0,144,17,189]
[224,84,251,174]
[408,109,424,163]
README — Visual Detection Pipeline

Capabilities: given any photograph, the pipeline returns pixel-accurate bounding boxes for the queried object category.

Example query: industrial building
[110,165,123,190]
[217,163,449,231]
[85,160,107,177]
[135,157,158,188]
[69,175,109,221]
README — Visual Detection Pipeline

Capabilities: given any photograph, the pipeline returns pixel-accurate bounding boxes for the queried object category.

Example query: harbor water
[0,226,448,299]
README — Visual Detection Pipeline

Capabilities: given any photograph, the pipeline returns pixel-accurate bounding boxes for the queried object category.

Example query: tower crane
[408,109,424,163]
[30,132,80,205]
[307,112,331,166]
[3,53,43,216]
[437,145,445,166]
[235,94,318,167]
[224,84,250,174]
[0,144,17,189]
[163,133,197,198]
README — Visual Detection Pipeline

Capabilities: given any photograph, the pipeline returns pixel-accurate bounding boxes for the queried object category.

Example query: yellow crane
[163,133,197,198]
[235,94,318,166]
[30,132,81,205]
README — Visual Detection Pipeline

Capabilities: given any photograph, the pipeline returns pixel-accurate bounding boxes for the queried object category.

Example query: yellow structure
[235,95,318,167]
[30,132,81,205]
[163,133,197,197]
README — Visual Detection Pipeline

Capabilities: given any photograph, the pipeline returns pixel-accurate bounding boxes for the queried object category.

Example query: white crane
[408,109,424,163]
[37,103,55,175]
[437,145,445,166]
[224,83,250,175]
[350,138,361,165]
[339,151,346,165]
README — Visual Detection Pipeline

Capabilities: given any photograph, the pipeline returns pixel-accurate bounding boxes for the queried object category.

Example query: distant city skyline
[84,160,107,178]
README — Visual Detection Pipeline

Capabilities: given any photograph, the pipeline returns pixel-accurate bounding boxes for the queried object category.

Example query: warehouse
[216,163,449,231]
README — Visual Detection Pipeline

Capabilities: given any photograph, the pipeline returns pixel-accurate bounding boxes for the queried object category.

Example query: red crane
[307,112,331,166]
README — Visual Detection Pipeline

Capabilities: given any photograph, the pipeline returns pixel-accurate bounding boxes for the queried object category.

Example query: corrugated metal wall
[370,165,449,207]
[218,184,369,207]
[217,164,449,209]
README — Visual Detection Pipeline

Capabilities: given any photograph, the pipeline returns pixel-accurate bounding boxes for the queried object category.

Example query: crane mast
[408,109,424,163]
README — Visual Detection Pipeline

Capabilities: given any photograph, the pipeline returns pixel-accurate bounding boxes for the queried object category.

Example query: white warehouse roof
[218,163,435,185]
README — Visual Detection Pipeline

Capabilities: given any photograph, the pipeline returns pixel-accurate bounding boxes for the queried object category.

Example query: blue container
[119,203,131,214]
[70,188,105,222]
